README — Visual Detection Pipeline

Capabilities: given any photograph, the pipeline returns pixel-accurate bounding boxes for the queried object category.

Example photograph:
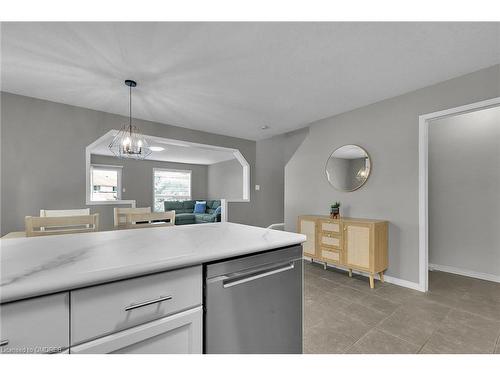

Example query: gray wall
[207,158,243,200]
[254,128,309,228]
[0,92,258,235]
[285,64,500,284]
[429,106,500,277]
[90,154,208,230]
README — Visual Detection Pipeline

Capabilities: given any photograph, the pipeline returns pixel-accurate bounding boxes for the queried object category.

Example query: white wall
[285,64,500,284]
[429,106,500,278]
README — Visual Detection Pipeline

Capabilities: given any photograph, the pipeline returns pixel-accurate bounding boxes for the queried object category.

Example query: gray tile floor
[303,262,500,354]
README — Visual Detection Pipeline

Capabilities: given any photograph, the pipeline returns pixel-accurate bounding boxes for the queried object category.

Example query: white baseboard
[429,263,500,284]
[304,257,424,292]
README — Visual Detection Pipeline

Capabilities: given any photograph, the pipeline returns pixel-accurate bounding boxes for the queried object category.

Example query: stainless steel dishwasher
[204,245,303,354]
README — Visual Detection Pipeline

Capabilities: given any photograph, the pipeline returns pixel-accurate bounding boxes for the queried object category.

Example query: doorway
[418,97,500,292]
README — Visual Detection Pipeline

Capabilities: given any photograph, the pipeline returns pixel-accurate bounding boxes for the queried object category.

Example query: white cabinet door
[0,293,69,354]
[70,306,202,354]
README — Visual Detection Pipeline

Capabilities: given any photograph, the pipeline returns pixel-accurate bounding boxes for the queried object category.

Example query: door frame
[418,96,500,292]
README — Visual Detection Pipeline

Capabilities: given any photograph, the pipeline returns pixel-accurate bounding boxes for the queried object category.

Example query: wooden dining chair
[25,214,99,237]
[121,210,176,229]
[40,208,90,217]
[40,208,91,230]
[114,207,151,228]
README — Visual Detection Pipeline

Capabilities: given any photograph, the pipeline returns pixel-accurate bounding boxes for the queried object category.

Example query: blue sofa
[164,200,221,225]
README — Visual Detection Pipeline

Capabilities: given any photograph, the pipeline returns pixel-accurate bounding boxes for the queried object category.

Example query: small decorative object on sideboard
[330,202,341,219]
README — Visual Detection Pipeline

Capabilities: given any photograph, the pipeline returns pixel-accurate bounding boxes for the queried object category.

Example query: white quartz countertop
[0,222,305,303]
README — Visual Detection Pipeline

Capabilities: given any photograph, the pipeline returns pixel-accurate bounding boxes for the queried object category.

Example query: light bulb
[137,140,143,147]
[122,137,131,146]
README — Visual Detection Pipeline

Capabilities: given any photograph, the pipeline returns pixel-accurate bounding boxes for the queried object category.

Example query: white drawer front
[321,222,340,233]
[0,293,69,354]
[70,307,202,354]
[71,266,202,345]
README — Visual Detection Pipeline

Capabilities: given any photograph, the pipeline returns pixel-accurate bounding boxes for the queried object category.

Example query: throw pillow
[194,201,207,214]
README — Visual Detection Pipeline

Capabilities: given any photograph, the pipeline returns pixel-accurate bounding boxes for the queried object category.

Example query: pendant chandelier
[109,79,152,160]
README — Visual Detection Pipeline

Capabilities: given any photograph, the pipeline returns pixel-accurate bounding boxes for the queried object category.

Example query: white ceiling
[2,22,499,140]
[90,134,236,165]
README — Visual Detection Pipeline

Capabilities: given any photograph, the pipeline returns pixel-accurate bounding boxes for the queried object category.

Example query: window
[153,169,192,211]
[90,165,122,201]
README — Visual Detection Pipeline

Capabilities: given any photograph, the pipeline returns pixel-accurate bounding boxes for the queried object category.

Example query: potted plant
[330,202,341,219]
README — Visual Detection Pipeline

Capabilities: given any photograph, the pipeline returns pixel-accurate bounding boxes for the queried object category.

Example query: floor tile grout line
[343,304,403,353]
[450,305,500,324]
[415,306,454,353]
[494,328,500,354]
[371,327,421,352]
[305,263,500,354]
[372,305,422,349]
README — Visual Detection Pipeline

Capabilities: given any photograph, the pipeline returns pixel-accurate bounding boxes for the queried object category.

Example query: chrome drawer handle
[223,263,295,288]
[0,339,9,347]
[124,295,173,311]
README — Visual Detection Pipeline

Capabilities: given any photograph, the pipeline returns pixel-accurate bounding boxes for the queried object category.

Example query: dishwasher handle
[222,262,295,288]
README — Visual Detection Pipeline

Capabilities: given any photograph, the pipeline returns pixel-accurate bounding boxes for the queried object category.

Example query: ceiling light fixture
[109,80,152,160]
[150,146,165,152]
[261,125,269,130]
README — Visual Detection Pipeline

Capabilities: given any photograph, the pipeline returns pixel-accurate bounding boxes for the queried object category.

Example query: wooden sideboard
[298,215,388,288]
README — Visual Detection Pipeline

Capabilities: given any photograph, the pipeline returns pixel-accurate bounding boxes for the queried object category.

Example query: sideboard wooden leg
[348,269,352,277]
[378,271,385,283]
[369,274,375,289]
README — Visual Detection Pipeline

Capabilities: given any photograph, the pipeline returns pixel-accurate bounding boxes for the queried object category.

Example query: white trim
[90,164,123,202]
[86,130,251,208]
[152,168,192,212]
[304,258,423,292]
[220,199,228,222]
[418,97,500,292]
[383,274,423,292]
[91,163,123,169]
[85,132,136,207]
[429,264,500,284]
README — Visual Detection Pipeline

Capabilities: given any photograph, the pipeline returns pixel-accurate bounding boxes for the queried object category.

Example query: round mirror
[325,145,371,191]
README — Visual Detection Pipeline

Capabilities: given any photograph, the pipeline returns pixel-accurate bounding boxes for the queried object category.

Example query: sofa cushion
[164,200,194,214]
[206,200,221,214]
[175,213,196,225]
[195,213,217,223]
[194,201,207,214]
[182,200,195,210]
[164,199,221,224]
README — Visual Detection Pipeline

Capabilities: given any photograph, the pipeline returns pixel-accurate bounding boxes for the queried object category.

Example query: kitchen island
[0,222,306,354]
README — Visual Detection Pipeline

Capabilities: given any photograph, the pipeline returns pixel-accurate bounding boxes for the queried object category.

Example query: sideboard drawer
[320,221,340,233]
[320,233,341,248]
[321,248,341,263]
[0,293,69,354]
[71,266,202,345]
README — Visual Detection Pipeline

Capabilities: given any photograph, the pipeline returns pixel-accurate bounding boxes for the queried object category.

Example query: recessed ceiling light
[150,146,165,152]
[261,125,270,130]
